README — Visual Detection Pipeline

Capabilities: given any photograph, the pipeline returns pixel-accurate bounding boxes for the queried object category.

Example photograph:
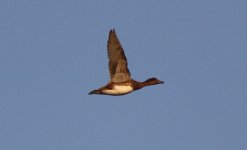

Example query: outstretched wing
[107,29,131,83]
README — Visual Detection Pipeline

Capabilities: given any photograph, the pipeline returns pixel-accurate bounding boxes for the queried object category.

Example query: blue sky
[0,0,247,149]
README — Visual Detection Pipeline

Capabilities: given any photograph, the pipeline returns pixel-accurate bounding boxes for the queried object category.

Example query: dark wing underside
[107,29,131,83]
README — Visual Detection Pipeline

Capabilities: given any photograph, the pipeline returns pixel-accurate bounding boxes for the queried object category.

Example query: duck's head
[143,77,164,85]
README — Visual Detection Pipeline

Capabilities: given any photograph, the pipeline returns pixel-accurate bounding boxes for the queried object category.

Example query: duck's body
[90,82,133,96]
[89,78,164,96]
[89,29,164,96]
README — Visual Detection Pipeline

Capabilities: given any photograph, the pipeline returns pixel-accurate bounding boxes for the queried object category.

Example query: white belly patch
[103,85,133,95]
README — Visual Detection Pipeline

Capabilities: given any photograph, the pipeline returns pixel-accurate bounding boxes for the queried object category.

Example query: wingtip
[110,28,116,33]
[109,29,117,38]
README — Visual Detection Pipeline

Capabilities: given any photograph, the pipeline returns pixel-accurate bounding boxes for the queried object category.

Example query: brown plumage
[107,30,131,83]
[89,29,164,96]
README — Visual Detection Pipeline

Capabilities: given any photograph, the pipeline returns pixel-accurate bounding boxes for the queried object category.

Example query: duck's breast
[103,85,133,95]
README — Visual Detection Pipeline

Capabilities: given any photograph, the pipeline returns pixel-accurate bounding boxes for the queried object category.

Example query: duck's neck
[135,78,164,89]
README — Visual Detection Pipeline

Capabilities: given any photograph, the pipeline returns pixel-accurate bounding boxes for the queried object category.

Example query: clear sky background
[0,0,246,150]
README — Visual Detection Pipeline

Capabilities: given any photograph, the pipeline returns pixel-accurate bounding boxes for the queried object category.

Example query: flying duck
[89,29,164,96]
